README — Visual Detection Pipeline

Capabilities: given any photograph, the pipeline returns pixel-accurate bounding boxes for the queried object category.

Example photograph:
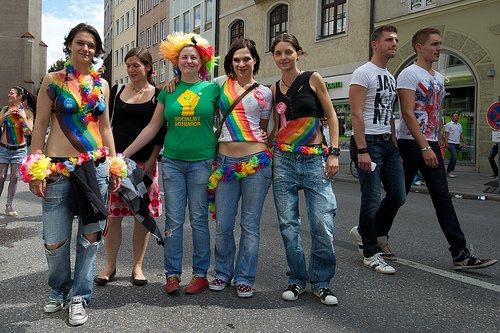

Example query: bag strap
[216,82,259,138]
[285,71,314,97]
[110,84,125,126]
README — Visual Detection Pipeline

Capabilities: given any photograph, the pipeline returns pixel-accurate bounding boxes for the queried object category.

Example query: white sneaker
[282,284,304,301]
[349,226,363,256]
[363,253,396,274]
[68,296,87,326]
[313,288,338,306]
[44,299,64,313]
[448,172,457,178]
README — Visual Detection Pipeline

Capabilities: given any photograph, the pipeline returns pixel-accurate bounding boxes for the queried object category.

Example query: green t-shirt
[157,80,219,161]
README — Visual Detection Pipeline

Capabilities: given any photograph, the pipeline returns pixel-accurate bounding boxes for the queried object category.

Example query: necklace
[131,83,149,94]
[65,60,105,125]
[281,70,301,88]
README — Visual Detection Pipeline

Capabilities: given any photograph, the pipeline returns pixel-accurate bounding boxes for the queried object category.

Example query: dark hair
[270,33,305,55]
[125,47,155,85]
[224,38,261,76]
[371,25,398,42]
[412,27,441,52]
[63,23,104,59]
[12,86,36,114]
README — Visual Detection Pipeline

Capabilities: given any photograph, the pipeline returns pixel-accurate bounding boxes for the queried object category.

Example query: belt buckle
[382,133,391,141]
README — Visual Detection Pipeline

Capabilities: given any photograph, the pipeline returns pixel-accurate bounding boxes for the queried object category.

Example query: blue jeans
[43,161,109,304]
[397,139,467,256]
[272,149,337,291]
[350,135,406,257]
[447,143,460,174]
[161,157,213,278]
[213,153,272,287]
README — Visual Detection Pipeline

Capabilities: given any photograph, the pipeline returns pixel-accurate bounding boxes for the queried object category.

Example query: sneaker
[184,276,208,294]
[68,296,87,326]
[44,299,64,313]
[165,276,181,294]
[448,172,457,178]
[363,253,396,274]
[313,288,338,306]
[5,206,18,217]
[349,226,363,256]
[236,284,253,298]
[453,252,497,271]
[414,180,425,186]
[209,278,227,291]
[282,284,304,301]
[378,236,397,261]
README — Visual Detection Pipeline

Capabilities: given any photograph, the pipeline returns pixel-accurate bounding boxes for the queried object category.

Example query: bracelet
[109,154,128,178]
[20,153,52,182]
[328,146,341,156]
[421,146,432,151]
[357,147,369,154]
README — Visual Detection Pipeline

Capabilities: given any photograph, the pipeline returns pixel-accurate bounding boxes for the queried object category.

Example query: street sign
[492,130,500,143]
[486,102,500,130]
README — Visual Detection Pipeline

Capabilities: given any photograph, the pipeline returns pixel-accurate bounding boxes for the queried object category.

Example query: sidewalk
[335,159,500,202]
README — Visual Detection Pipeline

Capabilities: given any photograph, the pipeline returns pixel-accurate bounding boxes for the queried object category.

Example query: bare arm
[349,84,372,172]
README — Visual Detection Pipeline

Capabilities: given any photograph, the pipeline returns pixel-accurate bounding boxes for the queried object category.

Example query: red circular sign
[486,102,500,130]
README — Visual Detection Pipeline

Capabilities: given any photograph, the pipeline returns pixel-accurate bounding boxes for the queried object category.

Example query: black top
[110,84,166,162]
[275,71,324,122]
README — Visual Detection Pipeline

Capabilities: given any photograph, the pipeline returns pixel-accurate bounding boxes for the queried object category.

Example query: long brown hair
[125,47,155,86]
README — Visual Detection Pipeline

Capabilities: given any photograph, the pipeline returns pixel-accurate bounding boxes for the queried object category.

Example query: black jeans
[397,139,467,257]
[488,143,499,176]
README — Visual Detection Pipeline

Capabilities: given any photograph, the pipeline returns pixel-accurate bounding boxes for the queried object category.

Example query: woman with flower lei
[0,86,35,216]
[270,33,340,306]
[124,32,219,296]
[26,23,121,326]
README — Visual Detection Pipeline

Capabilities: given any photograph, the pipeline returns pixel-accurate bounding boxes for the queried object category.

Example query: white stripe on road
[396,258,500,293]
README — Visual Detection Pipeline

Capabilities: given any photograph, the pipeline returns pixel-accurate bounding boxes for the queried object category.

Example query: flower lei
[272,140,329,160]
[20,153,52,182]
[207,150,272,219]
[65,60,105,125]
[109,154,128,178]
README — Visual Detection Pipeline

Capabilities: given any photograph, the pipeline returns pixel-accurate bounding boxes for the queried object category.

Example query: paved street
[0,178,499,332]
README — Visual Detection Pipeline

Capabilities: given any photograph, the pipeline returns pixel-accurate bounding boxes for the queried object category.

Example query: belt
[366,133,392,141]
[0,142,26,150]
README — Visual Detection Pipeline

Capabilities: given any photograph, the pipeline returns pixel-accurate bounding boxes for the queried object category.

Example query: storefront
[324,73,352,149]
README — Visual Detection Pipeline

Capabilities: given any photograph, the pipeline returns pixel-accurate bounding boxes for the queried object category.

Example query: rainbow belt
[207,149,272,219]
[272,140,329,160]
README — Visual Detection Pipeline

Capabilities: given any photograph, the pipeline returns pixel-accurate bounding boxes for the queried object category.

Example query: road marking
[396,258,500,293]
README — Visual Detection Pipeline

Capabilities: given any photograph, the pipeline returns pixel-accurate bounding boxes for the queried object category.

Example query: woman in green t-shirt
[124,32,219,295]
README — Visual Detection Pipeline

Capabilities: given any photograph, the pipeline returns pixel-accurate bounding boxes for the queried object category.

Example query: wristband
[421,146,432,151]
[328,146,340,156]
[357,147,369,154]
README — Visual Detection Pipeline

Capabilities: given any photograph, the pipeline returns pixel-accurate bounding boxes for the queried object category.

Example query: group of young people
[12,22,496,327]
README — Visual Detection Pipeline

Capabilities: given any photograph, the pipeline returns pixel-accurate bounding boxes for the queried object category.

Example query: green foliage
[48,58,66,73]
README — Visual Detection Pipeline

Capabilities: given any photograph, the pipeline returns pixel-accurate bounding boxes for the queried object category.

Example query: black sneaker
[453,252,497,271]
[313,288,338,306]
[281,284,304,301]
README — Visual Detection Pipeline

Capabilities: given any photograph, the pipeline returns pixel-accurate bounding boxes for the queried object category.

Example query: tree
[48,58,66,73]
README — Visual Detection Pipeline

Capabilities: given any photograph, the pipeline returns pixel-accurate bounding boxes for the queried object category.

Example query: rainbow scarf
[275,117,320,145]
[207,149,272,219]
[3,105,28,145]
[219,78,258,142]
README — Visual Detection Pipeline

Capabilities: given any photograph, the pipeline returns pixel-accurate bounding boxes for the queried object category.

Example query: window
[131,41,135,48]
[153,62,158,84]
[159,60,166,83]
[115,50,119,65]
[183,11,190,32]
[205,0,213,30]
[146,28,152,47]
[269,4,288,50]
[409,0,436,12]
[174,16,180,32]
[125,43,129,55]
[161,19,167,40]
[320,0,347,38]
[146,0,152,12]
[126,12,130,29]
[153,24,159,45]
[115,19,120,36]
[193,5,201,33]
[153,0,160,6]
[120,16,124,33]
[140,31,145,47]
[120,47,124,64]
[131,8,135,25]
[229,20,244,46]
[139,0,145,16]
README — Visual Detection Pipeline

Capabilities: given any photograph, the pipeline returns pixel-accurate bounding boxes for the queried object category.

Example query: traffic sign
[486,102,500,130]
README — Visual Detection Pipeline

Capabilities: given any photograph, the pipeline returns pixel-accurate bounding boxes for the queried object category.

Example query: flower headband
[159,32,218,80]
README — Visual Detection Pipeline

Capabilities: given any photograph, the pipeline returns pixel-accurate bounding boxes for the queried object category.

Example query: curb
[334,177,500,202]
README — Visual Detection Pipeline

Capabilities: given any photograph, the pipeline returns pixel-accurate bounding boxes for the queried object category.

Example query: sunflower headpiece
[159,32,218,80]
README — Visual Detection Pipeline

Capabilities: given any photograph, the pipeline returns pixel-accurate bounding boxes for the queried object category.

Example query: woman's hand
[110,174,121,192]
[29,179,46,197]
[142,158,156,177]
[164,77,179,93]
[325,155,339,179]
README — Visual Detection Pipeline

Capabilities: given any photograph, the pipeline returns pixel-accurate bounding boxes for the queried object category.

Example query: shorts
[0,145,27,164]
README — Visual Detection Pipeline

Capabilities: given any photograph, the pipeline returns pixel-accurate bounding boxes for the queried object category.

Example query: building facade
[112,0,138,85]
[0,0,47,104]
[102,0,114,83]
[375,0,500,173]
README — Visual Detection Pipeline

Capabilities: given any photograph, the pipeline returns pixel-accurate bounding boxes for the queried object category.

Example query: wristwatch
[328,146,340,156]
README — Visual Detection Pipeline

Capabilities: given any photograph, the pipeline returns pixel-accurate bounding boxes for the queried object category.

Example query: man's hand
[422,149,439,168]
[325,155,339,179]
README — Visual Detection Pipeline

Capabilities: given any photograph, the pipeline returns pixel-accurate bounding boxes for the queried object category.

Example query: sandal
[5,207,18,217]
[236,284,253,298]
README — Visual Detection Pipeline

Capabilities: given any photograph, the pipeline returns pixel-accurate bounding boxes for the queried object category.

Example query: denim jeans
[350,135,406,257]
[213,153,272,287]
[43,161,109,304]
[446,143,460,174]
[397,139,467,256]
[272,149,337,291]
[161,157,213,278]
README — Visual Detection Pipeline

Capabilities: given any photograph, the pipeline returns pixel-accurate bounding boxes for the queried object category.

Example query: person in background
[0,86,35,216]
[123,32,219,295]
[488,143,498,178]
[94,47,164,287]
[444,111,466,178]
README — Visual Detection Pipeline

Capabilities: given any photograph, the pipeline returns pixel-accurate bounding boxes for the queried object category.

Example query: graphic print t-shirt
[350,61,396,134]
[396,64,445,142]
